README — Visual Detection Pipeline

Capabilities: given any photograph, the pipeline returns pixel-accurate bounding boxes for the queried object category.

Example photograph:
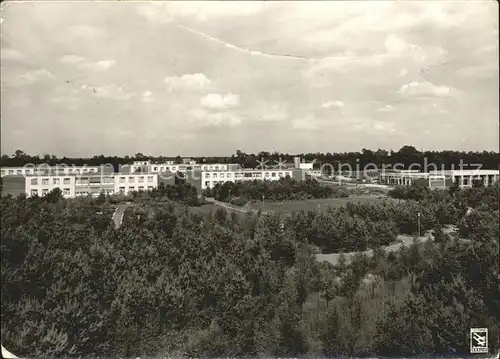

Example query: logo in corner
[470,328,488,354]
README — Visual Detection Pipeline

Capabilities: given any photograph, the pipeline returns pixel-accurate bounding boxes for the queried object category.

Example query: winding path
[316,225,470,266]
[205,197,269,215]
[112,203,133,229]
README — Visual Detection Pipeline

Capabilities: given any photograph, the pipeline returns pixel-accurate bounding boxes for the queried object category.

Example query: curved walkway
[112,203,133,229]
[316,225,469,266]
[205,197,269,215]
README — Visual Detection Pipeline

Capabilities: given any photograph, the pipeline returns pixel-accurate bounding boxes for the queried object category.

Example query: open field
[246,195,393,215]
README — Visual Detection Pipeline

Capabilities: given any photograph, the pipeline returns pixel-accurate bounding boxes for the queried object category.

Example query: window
[42,189,49,196]
[147,186,153,191]
[160,167,165,172]
[53,178,60,185]
[272,172,276,177]
[30,178,38,185]
[31,189,38,196]
[8,170,14,175]
[215,166,219,170]
[265,172,270,177]
[147,176,154,182]
[205,173,211,178]
[279,172,284,177]
[63,178,71,184]
[63,188,71,195]
[138,186,144,191]
[209,166,213,170]
[128,187,135,192]
[205,181,210,187]
[17,170,22,175]
[213,173,218,178]
[69,168,74,173]
[42,178,49,185]
[171,167,176,171]
[286,172,291,177]
[154,167,158,171]
[119,187,125,192]
[119,177,125,183]
[220,173,225,178]
[138,176,145,183]
[128,177,135,183]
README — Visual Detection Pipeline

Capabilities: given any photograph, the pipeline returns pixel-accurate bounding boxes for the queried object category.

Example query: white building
[380,169,499,189]
[200,168,302,190]
[429,169,499,188]
[114,173,158,195]
[26,175,77,198]
[1,165,105,177]
[8,173,159,198]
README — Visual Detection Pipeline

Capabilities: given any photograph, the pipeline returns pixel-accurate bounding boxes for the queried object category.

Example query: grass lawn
[246,195,392,215]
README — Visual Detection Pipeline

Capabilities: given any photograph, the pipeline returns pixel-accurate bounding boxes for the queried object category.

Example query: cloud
[137,2,264,23]
[79,60,116,71]
[260,104,289,122]
[320,100,345,109]
[190,109,242,127]
[164,73,211,91]
[60,54,86,64]
[399,68,408,77]
[377,104,396,112]
[78,84,133,100]
[19,69,56,85]
[200,93,239,110]
[291,116,319,130]
[60,55,116,71]
[141,91,154,103]
[1,48,25,61]
[397,80,454,97]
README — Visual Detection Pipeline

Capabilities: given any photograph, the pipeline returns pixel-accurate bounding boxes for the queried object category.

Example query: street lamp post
[417,212,421,237]
[261,195,265,213]
[228,189,232,203]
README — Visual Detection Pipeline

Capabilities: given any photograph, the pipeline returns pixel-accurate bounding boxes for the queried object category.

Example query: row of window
[150,165,228,172]
[31,178,72,185]
[118,176,155,183]
[1,168,99,175]
[31,188,71,196]
[117,186,154,192]
[204,171,291,179]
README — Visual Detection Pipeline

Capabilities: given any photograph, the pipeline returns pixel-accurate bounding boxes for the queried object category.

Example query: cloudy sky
[1,1,498,157]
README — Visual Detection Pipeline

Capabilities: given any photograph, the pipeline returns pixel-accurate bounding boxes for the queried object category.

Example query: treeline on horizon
[1,146,499,170]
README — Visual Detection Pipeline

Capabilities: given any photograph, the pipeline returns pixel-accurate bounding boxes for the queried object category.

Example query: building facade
[2,173,160,198]
[1,165,107,177]
[379,169,499,189]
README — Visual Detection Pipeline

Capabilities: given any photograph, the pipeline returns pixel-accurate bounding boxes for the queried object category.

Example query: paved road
[205,197,269,215]
[112,203,132,229]
[316,224,470,266]
[1,345,18,358]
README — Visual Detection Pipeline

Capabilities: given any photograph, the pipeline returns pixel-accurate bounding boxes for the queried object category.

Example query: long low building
[2,173,159,198]
[379,169,499,189]
[0,165,111,177]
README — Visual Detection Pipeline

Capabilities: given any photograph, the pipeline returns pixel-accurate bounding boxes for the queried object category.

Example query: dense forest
[1,146,499,170]
[1,179,498,357]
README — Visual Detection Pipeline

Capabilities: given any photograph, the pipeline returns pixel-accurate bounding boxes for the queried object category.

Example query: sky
[1,0,499,157]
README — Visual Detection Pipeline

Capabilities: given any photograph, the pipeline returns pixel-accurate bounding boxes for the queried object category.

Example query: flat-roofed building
[2,172,159,198]
[114,173,158,195]
[0,165,110,177]
[380,169,499,189]
[200,168,303,190]
[25,174,77,198]
[429,169,499,188]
